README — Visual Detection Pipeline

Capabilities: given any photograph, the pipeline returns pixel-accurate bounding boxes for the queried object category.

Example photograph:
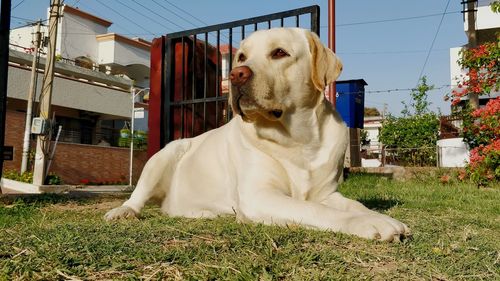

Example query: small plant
[3,170,33,183]
[360,129,370,146]
[3,170,63,185]
[45,174,63,185]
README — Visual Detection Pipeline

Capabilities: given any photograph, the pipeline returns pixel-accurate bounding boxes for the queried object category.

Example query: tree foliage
[364,107,381,117]
[449,42,500,106]
[379,77,439,166]
[491,1,500,13]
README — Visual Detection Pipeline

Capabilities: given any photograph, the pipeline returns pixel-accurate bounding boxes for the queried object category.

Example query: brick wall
[3,110,148,184]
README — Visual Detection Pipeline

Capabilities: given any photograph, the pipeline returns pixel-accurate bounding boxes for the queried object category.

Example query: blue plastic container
[335,79,367,128]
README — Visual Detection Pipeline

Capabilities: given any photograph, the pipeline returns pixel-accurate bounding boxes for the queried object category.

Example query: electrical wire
[74,1,141,37]
[11,0,28,11]
[113,0,176,33]
[337,48,449,55]
[151,0,202,28]
[94,0,157,37]
[128,0,185,30]
[327,10,460,28]
[416,0,452,86]
[163,0,209,26]
[337,84,452,95]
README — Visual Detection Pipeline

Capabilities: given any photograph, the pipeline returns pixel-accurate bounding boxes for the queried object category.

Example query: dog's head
[229,28,342,123]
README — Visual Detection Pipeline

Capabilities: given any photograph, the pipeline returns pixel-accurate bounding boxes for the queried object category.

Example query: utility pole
[33,0,61,185]
[465,0,479,109]
[21,20,42,174]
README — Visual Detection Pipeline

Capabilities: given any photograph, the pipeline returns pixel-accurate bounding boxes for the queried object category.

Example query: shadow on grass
[0,192,128,206]
[357,198,401,211]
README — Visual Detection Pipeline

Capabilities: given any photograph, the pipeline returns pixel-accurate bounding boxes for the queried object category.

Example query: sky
[9,0,470,116]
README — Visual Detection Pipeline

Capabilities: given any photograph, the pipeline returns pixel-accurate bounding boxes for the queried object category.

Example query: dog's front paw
[344,213,411,242]
[104,205,138,221]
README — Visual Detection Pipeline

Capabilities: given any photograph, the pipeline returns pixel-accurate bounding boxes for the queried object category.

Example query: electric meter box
[31,117,48,135]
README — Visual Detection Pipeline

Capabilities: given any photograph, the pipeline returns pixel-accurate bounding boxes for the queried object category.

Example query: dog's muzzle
[229,66,253,87]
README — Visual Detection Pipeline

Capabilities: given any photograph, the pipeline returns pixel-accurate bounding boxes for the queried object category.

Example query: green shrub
[3,170,33,183]
[379,76,439,166]
[3,170,63,185]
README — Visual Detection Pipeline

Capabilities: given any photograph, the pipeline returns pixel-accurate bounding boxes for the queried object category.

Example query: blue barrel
[335,79,367,128]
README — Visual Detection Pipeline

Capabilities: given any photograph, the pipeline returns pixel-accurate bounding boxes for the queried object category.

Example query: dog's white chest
[281,156,333,201]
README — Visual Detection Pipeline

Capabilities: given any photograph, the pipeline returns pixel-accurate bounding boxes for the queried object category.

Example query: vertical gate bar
[191,34,196,137]
[159,6,323,143]
[227,27,233,122]
[228,28,233,74]
[164,38,174,144]
[181,37,185,138]
[203,32,208,131]
[192,34,196,101]
[311,5,320,34]
[215,30,220,126]
[190,102,194,137]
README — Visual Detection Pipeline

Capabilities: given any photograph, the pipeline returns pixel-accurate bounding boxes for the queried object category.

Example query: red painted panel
[147,36,165,157]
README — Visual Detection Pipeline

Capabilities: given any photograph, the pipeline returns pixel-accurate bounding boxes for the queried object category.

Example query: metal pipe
[328,0,337,106]
[129,87,135,187]
[21,20,42,174]
[129,87,149,187]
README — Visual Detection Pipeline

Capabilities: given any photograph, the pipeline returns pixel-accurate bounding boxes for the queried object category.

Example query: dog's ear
[306,31,343,92]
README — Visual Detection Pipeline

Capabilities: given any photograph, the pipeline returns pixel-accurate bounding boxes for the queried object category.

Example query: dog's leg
[239,188,409,241]
[322,191,373,212]
[321,191,411,239]
[104,140,191,221]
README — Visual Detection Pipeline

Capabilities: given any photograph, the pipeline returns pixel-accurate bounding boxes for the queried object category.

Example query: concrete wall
[113,40,149,67]
[57,10,108,61]
[466,1,500,31]
[9,25,35,51]
[2,110,147,184]
[8,65,131,118]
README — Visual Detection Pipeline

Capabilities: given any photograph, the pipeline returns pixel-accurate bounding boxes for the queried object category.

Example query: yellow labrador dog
[105,28,410,242]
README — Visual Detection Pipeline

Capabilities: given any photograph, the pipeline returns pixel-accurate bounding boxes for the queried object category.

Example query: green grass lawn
[1,174,499,280]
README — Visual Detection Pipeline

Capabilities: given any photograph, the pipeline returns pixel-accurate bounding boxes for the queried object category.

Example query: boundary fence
[148,6,320,155]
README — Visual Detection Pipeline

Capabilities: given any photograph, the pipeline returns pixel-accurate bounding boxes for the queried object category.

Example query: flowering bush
[450,40,499,186]
[450,42,500,106]
[463,99,500,186]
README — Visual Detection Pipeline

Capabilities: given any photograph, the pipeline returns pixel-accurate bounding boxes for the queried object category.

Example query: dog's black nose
[230,66,253,87]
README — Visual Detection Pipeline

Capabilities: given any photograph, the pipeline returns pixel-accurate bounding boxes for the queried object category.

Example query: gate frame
[148,5,320,156]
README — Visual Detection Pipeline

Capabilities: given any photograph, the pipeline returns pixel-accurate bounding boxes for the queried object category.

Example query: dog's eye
[271,48,289,59]
[237,53,247,62]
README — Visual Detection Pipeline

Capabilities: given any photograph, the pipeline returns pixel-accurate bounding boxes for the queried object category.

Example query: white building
[8,5,151,145]
[10,5,150,87]
[449,0,500,106]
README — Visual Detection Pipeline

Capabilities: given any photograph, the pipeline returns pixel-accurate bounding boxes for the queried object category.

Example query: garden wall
[3,110,148,185]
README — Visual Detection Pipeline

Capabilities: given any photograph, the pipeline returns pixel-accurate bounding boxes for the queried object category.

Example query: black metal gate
[149,5,320,153]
